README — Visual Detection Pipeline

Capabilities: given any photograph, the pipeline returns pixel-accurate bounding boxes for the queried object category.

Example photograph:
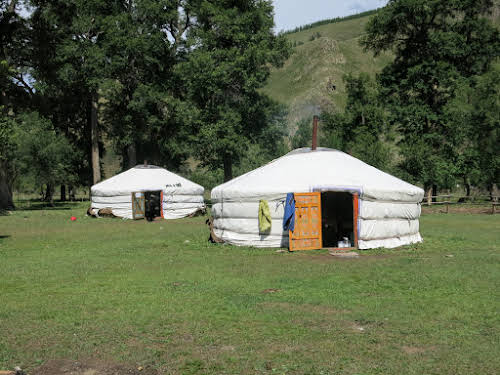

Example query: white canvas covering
[211,148,424,249]
[91,165,205,219]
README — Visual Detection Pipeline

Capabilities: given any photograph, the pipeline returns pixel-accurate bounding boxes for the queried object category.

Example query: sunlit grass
[0,203,499,374]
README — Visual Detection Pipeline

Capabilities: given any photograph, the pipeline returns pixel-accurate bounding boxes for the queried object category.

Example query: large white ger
[91,165,205,220]
[211,148,424,250]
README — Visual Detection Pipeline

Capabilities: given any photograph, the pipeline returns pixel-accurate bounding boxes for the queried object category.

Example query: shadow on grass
[0,235,11,244]
[13,200,88,211]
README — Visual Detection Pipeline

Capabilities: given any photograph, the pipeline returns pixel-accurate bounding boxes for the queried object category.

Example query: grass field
[1,203,499,374]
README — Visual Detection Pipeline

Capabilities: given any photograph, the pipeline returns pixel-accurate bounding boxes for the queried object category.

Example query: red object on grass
[70,216,77,221]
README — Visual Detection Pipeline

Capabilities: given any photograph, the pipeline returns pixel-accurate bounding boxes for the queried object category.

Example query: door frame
[131,191,145,220]
[289,189,360,251]
[160,191,164,219]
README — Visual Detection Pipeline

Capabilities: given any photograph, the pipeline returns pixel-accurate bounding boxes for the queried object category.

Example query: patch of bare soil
[32,359,157,375]
[290,253,396,264]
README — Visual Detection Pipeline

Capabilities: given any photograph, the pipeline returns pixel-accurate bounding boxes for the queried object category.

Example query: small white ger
[91,164,205,220]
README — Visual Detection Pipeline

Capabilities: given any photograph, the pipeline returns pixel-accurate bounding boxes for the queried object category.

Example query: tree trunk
[91,92,101,184]
[425,184,432,206]
[60,185,66,201]
[223,154,233,182]
[45,184,54,206]
[463,176,471,197]
[490,183,499,202]
[0,175,14,210]
[68,184,76,201]
[432,184,437,203]
[127,143,137,168]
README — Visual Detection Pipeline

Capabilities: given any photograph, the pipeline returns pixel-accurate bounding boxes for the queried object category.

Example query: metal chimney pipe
[312,115,319,151]
[144,160,148,167]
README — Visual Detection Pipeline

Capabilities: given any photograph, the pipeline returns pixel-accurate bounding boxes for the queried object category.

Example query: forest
[1,0,499,209]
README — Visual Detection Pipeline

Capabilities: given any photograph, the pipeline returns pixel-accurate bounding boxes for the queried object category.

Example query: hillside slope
[262,13,391,128]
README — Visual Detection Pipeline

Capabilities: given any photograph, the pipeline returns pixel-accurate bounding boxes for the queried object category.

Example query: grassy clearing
[1,203,499,374]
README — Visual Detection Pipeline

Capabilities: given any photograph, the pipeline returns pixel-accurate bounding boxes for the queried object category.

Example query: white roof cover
[212,148,424,202]
[92,165,204,196]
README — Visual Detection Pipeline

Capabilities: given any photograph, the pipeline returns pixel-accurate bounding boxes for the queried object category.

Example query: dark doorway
[321,192,354,248]
[145,191,162,221]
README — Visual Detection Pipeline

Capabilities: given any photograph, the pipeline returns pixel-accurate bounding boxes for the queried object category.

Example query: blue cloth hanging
[283,193,295,232]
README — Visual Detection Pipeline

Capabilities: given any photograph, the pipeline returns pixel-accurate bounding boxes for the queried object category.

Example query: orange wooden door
[289,192,322,251]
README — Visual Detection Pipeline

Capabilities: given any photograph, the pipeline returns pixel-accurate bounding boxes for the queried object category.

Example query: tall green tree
[14,112,79,204]
[322,73,391,170]
[30,0,124,185]
[99,0,194,170]
[1,0,34,208]
[291,117,312,150]
[179,0,290,181]
[445,65,500,196]
[361,0,500,194]
[0,110,16,209]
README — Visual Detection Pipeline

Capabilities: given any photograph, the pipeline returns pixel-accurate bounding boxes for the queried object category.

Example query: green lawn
[0,203,499,374]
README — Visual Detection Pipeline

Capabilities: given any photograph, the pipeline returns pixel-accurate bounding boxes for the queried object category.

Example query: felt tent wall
[91,165,205,219]
[211,148,424,249]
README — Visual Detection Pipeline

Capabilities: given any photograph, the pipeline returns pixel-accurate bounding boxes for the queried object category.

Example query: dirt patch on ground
[290,253,396,264]
[32,359,157,375]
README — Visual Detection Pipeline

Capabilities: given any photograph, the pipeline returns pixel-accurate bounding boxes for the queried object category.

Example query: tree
[291,117,312,149]
[99,0,194,170]
[473,66,500,196]
[179,0,290,181]
[322,73,392,170]
[14,112,79,205]
[0,110,16,209]
[236,100,290,175]
[445,65,500,196]
[1,0,34,209]
[30,0,125,185]
[361,0,500,195]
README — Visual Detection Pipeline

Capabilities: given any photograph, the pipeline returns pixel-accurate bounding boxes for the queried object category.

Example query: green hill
[262,11,392,129]
[263,4,500,130]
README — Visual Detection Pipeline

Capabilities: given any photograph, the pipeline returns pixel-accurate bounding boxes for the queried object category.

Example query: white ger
[211,148,424,250]
[91,164,205,220]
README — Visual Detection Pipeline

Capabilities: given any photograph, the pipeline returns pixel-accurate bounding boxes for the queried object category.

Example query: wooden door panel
[132,192,145,220]
[289,192,322,251]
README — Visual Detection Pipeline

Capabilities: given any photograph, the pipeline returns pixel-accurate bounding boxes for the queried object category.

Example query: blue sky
[273,0,389,32]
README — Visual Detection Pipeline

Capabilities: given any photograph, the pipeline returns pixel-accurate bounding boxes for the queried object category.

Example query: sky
[273,0,389,32]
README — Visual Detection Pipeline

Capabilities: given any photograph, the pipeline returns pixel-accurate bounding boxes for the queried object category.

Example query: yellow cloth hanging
[258,199,272,234]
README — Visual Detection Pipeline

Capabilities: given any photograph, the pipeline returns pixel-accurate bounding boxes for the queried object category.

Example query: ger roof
[91,165,204,197]
[212,148,423,203]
